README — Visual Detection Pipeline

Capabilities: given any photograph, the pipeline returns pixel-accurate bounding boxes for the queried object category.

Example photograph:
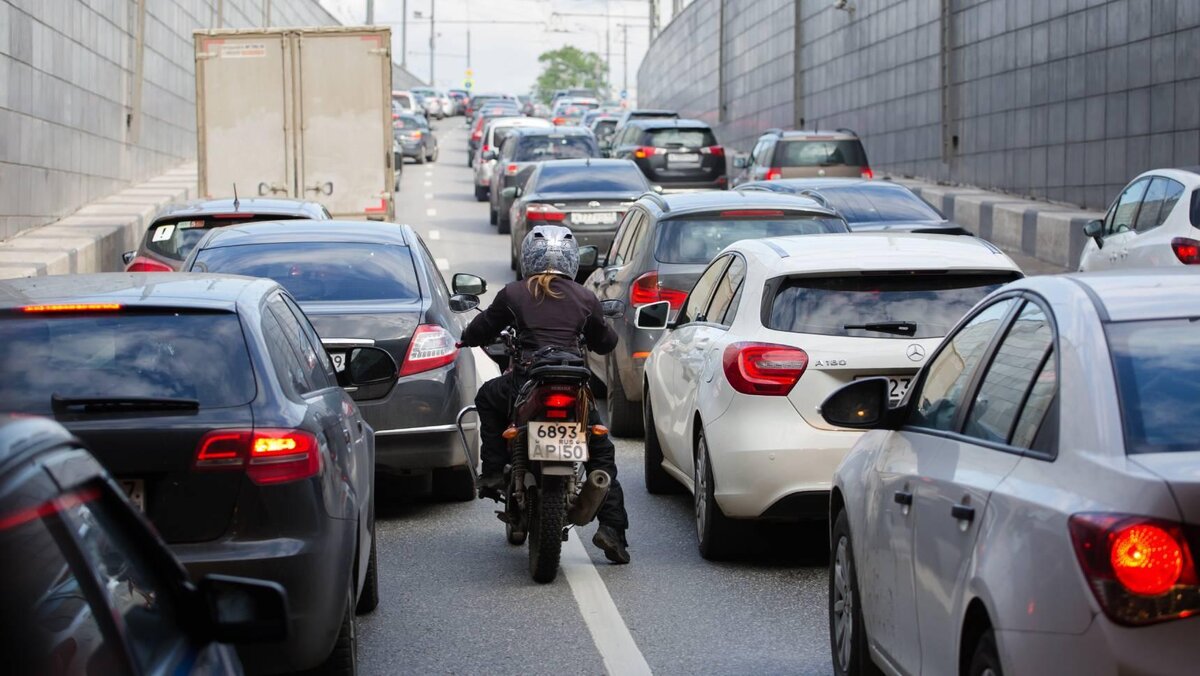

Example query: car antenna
[232,183,240,211]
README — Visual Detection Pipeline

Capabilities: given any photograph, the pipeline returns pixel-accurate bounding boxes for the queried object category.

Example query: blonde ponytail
[526,273,564,301]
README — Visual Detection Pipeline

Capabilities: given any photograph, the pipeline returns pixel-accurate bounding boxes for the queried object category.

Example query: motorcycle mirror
[452,273,487,296]
[601,299,626,319]
[449,293,481,313]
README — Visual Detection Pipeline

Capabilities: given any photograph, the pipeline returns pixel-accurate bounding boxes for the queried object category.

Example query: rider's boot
[476,466,505,500]
[592,524,630,564]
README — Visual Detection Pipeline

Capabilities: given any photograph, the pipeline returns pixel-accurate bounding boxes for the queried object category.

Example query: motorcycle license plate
[528,422,589,462]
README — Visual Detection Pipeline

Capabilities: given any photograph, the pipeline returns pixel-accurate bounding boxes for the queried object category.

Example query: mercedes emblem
[906,344,926,362]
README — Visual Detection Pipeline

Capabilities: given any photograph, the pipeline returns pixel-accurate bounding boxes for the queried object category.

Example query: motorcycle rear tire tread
[529,479,567,583]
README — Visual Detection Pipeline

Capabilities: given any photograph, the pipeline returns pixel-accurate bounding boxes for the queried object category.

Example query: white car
[473,117,553,201]
[635,233,1022,559]
[1078,167,1200,271]
[822,270,1200,676]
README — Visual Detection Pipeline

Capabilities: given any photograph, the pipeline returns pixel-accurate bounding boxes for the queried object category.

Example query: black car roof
[0,273,278,312]
[640,189,840,219]
[624,118,712,131]
[153,198,326,222]
[196,220,413,249]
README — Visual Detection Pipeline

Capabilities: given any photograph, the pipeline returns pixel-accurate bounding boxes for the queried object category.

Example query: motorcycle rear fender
[538,463,577,476]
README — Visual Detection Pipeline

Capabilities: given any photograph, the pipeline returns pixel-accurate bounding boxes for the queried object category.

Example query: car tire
[643,389,680,494]
[489,207,498,226]
[497,212,511,235]
[474,185,488,202]
[354,521,379,615]
[605,359,644,438]
[968,629,1003,676]
[418,151,427,165]
[432,466,475,502]
[311,580,358,675]
[830,509,882,676]
[430,145,439,162]
[468,156,474,168]
[694,428,735,560]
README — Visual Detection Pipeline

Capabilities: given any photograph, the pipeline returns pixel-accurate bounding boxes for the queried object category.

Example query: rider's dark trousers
[476,372,629,531]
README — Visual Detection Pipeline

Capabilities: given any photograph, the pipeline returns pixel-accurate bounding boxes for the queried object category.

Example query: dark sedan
[506,158,651,275]
[394,113,439,164]
[185,220,480,500]
[738,178,970,234]
[0,415,289,676]
[0,273,392,674]
[610,119,727,191]
[487,127,601,234]
[122,197,331,272]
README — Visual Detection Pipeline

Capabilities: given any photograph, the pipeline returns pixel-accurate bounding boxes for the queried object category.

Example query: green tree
[534,46,608,102]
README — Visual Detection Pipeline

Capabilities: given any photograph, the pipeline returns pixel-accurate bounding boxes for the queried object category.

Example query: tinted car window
[514,135,598,161]
[767,274,1016,339]
[1134,177,1185,231]
[963,302,1055,444]
[817,186,943,223]
[276,295,337,388]
[593,120,617,140]
[1010,346,1057,450]
[262,308,310,399]
[777,140,866,167]
[0,311,257,411]
[535,165,647,193]
[706,256,747,326]
[646,128,717,148]
[194,242,421,303]
[1109,318,1200,454]
[678,255,731,325]
[1105,178,1150,235]
[654,217,847,264]
[145,215,306,262]
[396,115,427,130]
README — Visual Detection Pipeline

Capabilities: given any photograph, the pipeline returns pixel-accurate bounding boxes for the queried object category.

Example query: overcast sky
[318,0,671,100]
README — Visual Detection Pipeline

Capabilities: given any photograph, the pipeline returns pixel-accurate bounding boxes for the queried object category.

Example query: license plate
[667,153,700,167]
[528,422,589,462]
[856,376,912,403]
[119,479,145,512]
[572,211,617,225]
[330,352,346,372]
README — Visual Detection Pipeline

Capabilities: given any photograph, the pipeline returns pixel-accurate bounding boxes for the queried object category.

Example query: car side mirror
[198,574,289,644]
[652,184,664,194]
[341,347,398,387]
[121,251,135,266]
[601,299,626,318]
[732,156,749,169]
[578,245,599,269]
[634,300,671,330]
[501,187,518,199]
[481,150,497,161]
[449,294,480,313]
[1084,219,1104,249]
[819,378,895,429]
[452,272,487,296]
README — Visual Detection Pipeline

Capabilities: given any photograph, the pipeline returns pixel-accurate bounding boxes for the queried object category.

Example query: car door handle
[893,490,913,506]
[951,503,975,522]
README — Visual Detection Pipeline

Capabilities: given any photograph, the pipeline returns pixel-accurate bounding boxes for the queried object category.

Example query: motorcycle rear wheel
[528,476,567,583]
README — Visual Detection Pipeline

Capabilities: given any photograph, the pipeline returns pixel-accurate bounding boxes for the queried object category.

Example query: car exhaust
[567,469,611,526]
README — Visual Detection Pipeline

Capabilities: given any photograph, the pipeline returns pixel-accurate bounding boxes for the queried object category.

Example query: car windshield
[193,242,421,303]
[594,120,617,139]
[144,214,307,262]
[768,274,1017,339]
[514,136,597,161]
[535,165,647,193]
[1108,318,1200,454]
[0,311,257,412]
[778,140,867,167]
[647,128,717,148]
[817,186,943,223]
[655,217,847,264]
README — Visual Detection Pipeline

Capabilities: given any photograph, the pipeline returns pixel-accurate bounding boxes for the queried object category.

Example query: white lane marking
[428,229,440,240]
[435,257,450,271]
[425,192,434,200]
[424,181,433,187]
[562,533,653,676]
[426,208,437,217]
[424,170,433,177]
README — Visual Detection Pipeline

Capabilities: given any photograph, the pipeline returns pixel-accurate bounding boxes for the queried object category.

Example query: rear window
[395,115,426,130]
[393,94,413,107]
[0,311,256,411]
[1108,319,1200,454]
[144,215,306,262]
[766,274,1017,339]
[514,135,597,161]
[194,242,421,303]
[776,140,867,167]
[536,165,647,193]
[654,217,847,264]
[646,128,717,148]
[818,186,943,223]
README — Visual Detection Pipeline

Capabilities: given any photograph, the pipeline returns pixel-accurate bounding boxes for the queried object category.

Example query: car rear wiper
[51,395,200,413]
[842,321,917,336]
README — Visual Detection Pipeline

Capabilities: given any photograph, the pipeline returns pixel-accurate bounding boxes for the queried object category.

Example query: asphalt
[356,120,836,675]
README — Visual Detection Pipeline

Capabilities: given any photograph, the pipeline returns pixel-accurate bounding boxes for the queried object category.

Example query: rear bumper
[400,140,424,156]
[996,613,1200,676]
[355,362,474,473]
[373,423,477,473]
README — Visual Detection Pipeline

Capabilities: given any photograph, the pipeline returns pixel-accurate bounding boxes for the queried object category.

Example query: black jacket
[461,277,618,356]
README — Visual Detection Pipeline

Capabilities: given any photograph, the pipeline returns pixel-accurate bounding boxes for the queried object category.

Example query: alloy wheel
[832,535,853,672]
[694,437,708,539]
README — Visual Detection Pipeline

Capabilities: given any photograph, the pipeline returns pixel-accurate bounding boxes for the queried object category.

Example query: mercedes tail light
[861,166,875,179]
[400,324,458,376]
[526,203,565,223]
[630,271,688,310]
[634,147,661,159]
[722,342,808,396]
[765,167,783,180]
[700,145,724,156]
[194,429,321,485]
[1171,238,1200,265]
[1069,513,1200,625]
[125,256,173,272]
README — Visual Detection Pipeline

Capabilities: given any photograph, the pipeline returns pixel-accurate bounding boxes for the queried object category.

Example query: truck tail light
[526,203,565,223]
[1171,238,1200,265]
[400,324,458,376]
[194,429,321,485]
[765,167,783,180]
[125,256,173,273]
[630,271,688,309]
[722,342,808,396]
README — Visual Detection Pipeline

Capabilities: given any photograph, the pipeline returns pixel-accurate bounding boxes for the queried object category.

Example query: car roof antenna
[232,183,240,211]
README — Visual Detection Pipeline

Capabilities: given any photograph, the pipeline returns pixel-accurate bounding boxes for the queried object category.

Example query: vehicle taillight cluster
[630,271,688,310]
[765,167,783,180]
[539,386,578,420]
[861,167,875,179]
[1069,512,1200,625]
[126,256,173,273]
[505,163,520,176]
[634,146,661,159]
[1171,237,1200,265]
[699,145,724,156]
[194,429,321,485]
[722,342,808,396]
[526,203,565,223]
[400,324,458,376]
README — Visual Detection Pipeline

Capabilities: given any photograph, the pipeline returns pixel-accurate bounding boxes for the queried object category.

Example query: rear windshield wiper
[842,321,917,336]
[51,395,200,413]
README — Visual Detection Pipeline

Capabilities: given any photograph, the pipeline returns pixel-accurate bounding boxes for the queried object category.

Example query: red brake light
[505,163,520,176]
[21,303,122,313]
[412,130,423,139]
[861,166,875,179]
[765,167,783,180]
[194,429,321,485]
[211,213,250,219]
[700,145,724,156]
[125,256,174,273]
[553,117,566,125]
[719,209,785,218]
[630,271,688,310]
[722,342,808,396]
[1069,513,1200,625]
[543,393,576,408]
[634,146,660,159]
[482,144,491,153]
[526,203,565,222]
[400,324,458,376]
[1171,237,1200,264]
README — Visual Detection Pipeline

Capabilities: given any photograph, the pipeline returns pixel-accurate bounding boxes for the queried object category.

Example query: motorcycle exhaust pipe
[567,469,611,527]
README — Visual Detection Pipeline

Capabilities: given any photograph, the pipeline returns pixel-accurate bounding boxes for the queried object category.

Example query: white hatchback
[472,117,553,200]
[822,271,1200,676]
[635,233,1022,559]
[1078,167,1200,271]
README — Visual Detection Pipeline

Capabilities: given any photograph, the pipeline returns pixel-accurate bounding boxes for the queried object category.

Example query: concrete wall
[0,0,422,241]
[638,0,1200,210]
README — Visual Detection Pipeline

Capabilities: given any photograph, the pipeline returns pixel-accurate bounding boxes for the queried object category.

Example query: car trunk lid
[302,302,422,403]
[1129,453,1200,524]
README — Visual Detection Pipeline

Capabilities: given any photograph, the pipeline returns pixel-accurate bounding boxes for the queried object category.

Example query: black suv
[611,119,727,191]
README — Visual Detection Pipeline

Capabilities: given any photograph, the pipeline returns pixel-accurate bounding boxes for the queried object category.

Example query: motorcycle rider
[460,225,630,564]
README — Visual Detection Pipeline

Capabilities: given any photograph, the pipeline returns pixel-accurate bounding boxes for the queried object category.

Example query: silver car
[824,270,1200,676]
